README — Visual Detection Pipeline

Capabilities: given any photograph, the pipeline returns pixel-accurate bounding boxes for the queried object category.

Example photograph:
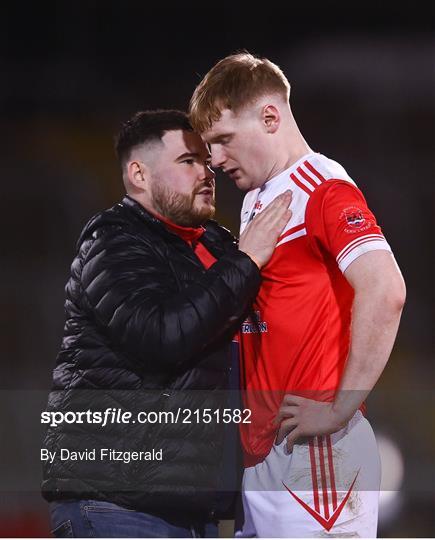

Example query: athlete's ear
[262,104,280,134]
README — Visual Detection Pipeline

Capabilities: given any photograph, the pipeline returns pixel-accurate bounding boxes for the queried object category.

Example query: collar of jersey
[261,151,320,194]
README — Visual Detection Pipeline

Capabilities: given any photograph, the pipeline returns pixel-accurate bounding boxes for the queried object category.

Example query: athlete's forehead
[202,109,240,143]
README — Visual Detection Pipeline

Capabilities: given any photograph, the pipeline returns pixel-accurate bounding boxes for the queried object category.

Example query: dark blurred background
[0,1,433,537]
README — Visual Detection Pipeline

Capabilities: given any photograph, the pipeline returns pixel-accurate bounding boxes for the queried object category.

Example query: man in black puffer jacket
[42,110,292,537]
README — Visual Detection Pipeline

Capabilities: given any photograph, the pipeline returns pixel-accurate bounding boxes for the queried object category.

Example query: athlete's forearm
[333,280,405,422]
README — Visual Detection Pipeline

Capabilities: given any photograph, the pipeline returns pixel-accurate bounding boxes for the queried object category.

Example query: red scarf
[152,211,217,269]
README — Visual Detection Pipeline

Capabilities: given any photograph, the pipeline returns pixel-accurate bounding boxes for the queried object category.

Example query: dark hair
[114,109,192,166]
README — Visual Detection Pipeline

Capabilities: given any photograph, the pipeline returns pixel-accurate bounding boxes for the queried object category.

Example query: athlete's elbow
[379,274,406,315]
[393,280,406,313]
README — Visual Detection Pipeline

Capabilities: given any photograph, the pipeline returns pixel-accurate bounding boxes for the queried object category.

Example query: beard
[150,181,215,227]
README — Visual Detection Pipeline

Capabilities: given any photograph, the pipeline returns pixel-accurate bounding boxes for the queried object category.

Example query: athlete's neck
[263,120,313,184]
[264,145,313,185]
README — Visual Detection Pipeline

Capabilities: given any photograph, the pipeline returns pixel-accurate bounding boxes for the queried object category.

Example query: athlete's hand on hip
[274,394,349,452]
[239,190,292,269]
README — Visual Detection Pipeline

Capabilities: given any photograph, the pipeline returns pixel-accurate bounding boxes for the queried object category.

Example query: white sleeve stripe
[337,235,386,264]
[338,237,387,263]
[338,239,392,273]
[336,234,385,261]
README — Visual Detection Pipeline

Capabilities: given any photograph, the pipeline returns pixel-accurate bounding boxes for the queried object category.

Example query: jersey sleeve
[306,180,392,273]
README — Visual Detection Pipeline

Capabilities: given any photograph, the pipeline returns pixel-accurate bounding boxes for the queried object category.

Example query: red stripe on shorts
[317,436,330,520]
[309,438,320,513]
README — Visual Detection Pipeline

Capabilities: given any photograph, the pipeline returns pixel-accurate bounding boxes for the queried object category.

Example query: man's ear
[126,160,150,191]
[262,104,280,134]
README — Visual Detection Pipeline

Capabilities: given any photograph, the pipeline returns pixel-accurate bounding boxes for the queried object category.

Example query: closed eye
[210,134,233,145]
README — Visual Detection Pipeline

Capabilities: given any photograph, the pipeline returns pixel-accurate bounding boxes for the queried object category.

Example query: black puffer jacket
[41,196,260,524]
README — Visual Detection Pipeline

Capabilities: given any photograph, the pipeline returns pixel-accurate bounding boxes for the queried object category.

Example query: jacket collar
[122,195,163,226]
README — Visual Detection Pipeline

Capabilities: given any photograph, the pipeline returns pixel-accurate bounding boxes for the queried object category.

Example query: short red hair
[189,52,290,133]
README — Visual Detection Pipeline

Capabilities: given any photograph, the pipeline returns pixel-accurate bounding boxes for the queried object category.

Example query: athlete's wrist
[331,397,359,429]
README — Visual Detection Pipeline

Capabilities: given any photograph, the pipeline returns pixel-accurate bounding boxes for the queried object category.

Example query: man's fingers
[270,191,292,217]
[285,427,301,453]
[275,190,292,209]
[269,190,292,205]
[238,189,293,268]
[275,418,298,445]
[276,208,292,233]
[260,190,292,216]
[283,393,302,406]
[275,405,298,424]
[258,193,292,235]
[275,425,286,445]
[249,190,292,231]
[278,189,293,202]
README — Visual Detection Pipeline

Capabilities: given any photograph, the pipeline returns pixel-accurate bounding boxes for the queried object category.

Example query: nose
[203,163,215,182]
[211,145,226,169]
[197,159,215,184]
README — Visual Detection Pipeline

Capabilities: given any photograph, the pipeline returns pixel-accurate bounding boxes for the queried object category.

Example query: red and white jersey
[238,152,392,467]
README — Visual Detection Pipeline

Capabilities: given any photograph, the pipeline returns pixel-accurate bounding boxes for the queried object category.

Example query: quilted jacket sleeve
[80,230,260,370]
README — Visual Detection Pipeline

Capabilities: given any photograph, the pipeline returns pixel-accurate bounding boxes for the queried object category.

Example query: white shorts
[236,411,381,538]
